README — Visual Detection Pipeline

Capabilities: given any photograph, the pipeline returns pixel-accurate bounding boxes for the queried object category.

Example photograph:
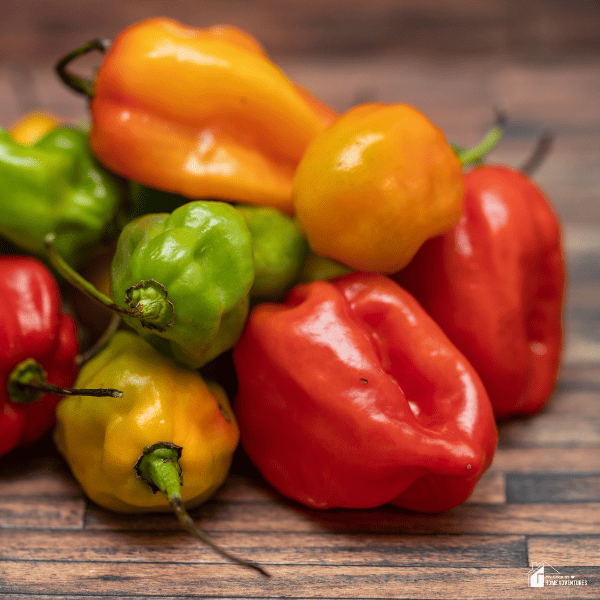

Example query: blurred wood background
[2,0,600,62]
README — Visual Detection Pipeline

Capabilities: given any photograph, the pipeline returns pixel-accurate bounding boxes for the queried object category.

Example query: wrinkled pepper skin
[235,205,309,301]
[54,331,239,512]
[292,103,464,273]
[89,18,335,212]
[0,126,125,267]
[394,166,565,421]
[110,200,254,368]
[233,273,497,512]
[0,257,79,458]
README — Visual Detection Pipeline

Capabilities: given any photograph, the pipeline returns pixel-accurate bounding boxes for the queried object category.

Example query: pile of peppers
[1,16,565,576]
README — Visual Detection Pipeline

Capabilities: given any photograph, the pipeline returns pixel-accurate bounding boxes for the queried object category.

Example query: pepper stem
[8,358,123,404]
[135,442,270,577]
[55,38,112,97]
[45,234,175,332]
[520,129,554,175]
[455,108,506,167]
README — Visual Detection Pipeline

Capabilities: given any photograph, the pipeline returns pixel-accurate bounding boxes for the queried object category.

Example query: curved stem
[45,234,175,332]
[520,129,554,175]
[45,233,129,316]
[55,38,112,97]
[135,443,270,577]
[8,358,122,403]
[76,313,122,365]
[457,108,506,167]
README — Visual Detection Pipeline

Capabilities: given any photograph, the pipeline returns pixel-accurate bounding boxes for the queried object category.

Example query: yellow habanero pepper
[57,17,336,213]
[53,330,268,576]
[292,103,465,274]
[9,110,61,145]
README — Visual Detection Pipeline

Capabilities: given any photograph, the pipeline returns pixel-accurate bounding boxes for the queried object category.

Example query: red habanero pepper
[394,166,565,421]
[233,273,497,513]
[0,256,79,457]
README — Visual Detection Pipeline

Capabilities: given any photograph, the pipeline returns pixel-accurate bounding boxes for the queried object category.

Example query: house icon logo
[527,561,560,587]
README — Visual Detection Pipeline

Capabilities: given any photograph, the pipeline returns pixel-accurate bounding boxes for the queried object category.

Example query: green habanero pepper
[47,200,254,369]
[235,205,309,301]
[0,126,125,267]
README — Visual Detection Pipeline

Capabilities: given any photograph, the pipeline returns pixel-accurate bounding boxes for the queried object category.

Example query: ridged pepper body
[0,256,79,457]
[89,18,335,212]
[0,126,125,267]
[292,103,464,273]
[233,273,497,512]
[54,331,239,512]
[394,166,565,420]
[110,200,254,368]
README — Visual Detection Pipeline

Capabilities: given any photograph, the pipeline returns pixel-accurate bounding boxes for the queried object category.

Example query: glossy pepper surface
[53,330,239,512]
[394,166,565,421]
[108,200,254,368]
[233,273,497,512]
[0,256,79,458]
[292,103,464,273]
[85,18,335,212]
[0,125,125,267]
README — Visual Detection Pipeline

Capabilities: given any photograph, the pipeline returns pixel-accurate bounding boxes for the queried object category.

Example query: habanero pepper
[0,125,126,268]
[292,105,504,274]
[56,18,337,212]
[292,103,464,273]
[0,256,121,459]
[394,165,565,421]
[47,199,255,369]
[233,273,498,512]
[54,330,268,576]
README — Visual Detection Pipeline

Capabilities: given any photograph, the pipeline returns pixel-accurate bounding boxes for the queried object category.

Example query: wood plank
[506,473,600,503]
[83,500,600,536]
[1,562,598,599]
[0,495,85,530]
[528,537,600,567]
[492,447,600,472]
[498,413,600,447]
[217,469,507,506]
[0,528,527,567]
[0,459,82,497]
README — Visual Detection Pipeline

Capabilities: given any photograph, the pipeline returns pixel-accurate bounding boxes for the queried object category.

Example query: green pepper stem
[55,38,112,97]
[45,234,175,332]
[135,442,270,577]
[456,108,506,167]
[8,358,123,404]
[45,233,128,313]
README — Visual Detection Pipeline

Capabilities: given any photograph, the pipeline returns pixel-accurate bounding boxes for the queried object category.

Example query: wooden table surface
[1,2,600,598]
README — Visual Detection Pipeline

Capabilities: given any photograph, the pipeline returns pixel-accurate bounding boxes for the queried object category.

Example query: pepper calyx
[7,359,49,403]
[125,280,175,332]
[134,441,183,494]
[133,441,270,577]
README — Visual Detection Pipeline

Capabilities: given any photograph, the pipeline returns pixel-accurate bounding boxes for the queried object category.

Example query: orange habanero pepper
[57,18,336,213]
[292,103,464,273]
